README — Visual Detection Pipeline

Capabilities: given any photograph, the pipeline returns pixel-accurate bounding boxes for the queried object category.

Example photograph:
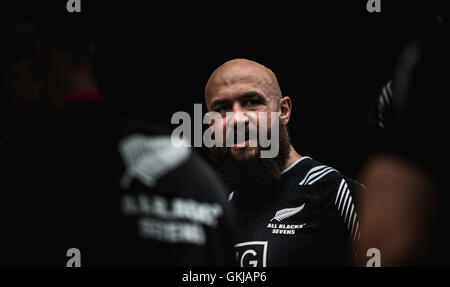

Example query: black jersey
[230,156,364,267]
[0,99,235,266]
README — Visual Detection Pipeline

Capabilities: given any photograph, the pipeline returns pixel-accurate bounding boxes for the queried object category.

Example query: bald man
[204,59,365,266]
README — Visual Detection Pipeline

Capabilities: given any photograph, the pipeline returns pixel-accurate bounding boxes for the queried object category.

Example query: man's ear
[279,96,292,125]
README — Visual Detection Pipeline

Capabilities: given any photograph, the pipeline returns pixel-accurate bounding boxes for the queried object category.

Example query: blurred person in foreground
[358,17,449,266]
[0,16,234,266]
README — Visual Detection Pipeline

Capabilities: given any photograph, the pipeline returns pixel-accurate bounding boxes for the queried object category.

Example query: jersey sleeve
[333,176,366,259]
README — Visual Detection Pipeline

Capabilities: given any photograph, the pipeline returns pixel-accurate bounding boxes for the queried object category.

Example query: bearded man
[204,59,365,266]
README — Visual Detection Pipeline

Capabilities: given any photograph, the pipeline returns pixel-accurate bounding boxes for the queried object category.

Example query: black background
[93,12,422,179]
[1,2,436,179]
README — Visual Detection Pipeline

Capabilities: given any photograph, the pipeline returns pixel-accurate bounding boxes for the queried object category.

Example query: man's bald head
[204,59,282,110]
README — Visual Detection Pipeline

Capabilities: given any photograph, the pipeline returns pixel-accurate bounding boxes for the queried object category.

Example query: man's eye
[216,106,230,112]
[246,99,259,106]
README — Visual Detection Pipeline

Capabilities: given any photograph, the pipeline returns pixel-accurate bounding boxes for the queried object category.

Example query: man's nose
[231,103,249,125]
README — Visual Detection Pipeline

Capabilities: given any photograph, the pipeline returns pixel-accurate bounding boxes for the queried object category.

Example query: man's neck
[282,145,302,171]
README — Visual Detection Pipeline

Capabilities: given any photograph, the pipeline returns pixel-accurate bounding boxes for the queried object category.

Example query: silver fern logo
[267,204,307,235]
[118,135,191,189]
[270,203,305,222]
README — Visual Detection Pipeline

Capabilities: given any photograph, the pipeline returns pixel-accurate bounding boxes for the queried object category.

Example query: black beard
[208,121,291,195]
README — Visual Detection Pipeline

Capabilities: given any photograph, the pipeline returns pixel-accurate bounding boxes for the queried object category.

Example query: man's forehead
[215,74,267,86]
[211,74,268,92]
[207,73,275,100]
[205,59,281,107]
[212,62,274,85]
[207,77,274,104]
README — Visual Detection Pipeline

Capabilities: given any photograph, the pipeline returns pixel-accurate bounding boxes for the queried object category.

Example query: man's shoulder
[296,157,342,186]
[296,157,363,194]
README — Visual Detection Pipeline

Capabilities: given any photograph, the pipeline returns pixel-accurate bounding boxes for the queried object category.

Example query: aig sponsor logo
[234,241,268,267]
